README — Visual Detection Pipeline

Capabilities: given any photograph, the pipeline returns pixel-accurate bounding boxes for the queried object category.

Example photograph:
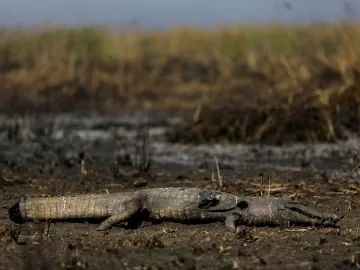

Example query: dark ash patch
[198,190,220,209]
[8,201,26,224]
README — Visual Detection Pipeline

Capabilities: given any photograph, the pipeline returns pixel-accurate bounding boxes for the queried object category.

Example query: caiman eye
[237,200,248,210]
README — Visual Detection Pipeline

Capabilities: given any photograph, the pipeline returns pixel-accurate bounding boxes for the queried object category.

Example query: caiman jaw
[231,197,342,227]
[279,201,342,226]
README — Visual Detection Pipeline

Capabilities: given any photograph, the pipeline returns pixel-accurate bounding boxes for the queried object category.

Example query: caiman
[8,187,341,232]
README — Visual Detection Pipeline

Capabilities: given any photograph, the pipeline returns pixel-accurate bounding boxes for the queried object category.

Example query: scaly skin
[8,187,342,232]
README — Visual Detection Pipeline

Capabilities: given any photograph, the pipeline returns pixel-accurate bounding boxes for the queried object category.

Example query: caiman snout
[233,197,343,227]
[318,214,343,226]
[278,199,343,227]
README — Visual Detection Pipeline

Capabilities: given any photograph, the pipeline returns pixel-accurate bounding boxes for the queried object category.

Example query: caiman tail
[9,193,131,222]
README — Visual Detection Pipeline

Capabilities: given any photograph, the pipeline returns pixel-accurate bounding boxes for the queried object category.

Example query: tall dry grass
[0,23,360,143]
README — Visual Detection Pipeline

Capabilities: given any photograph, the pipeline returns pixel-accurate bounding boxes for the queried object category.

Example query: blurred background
[0,0,359,144]
[0,0,359,27]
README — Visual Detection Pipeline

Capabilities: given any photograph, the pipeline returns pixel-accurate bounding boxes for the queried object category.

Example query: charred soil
[0,112,360,270]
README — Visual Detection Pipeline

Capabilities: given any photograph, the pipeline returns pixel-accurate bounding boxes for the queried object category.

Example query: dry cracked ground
[1,111,360,270]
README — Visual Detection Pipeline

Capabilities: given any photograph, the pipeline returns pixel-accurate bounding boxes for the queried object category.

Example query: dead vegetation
[1,23,360,143]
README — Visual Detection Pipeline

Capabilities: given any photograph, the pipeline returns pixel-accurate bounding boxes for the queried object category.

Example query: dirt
[1,111,360,270]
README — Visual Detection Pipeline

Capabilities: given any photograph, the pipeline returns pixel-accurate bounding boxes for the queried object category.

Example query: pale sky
[0,0,359,28]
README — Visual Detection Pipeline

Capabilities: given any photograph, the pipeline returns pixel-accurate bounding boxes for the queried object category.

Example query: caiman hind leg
[97,200,141,231]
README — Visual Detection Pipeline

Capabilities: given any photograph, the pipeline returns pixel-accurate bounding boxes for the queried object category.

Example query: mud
[1,111,360,269]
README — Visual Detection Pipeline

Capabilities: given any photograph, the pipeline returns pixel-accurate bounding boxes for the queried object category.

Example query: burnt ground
[1,111,360,270]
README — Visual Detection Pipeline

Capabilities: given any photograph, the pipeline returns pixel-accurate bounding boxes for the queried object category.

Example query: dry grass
[1,23,360,143]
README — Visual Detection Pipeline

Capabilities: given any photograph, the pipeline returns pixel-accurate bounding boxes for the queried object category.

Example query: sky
[0,0,359,28]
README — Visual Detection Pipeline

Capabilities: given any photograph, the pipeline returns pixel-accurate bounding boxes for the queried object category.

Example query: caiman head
[197,190,342,232]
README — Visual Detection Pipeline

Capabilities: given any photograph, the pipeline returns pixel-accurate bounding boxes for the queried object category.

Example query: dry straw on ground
[0,23,360,143]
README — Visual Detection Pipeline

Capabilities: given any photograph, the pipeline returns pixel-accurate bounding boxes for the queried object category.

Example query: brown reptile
[8,187,341,232]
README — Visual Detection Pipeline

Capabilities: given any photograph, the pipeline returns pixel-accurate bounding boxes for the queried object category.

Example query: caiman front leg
[225,214,240,233]
[97,200,141,231]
